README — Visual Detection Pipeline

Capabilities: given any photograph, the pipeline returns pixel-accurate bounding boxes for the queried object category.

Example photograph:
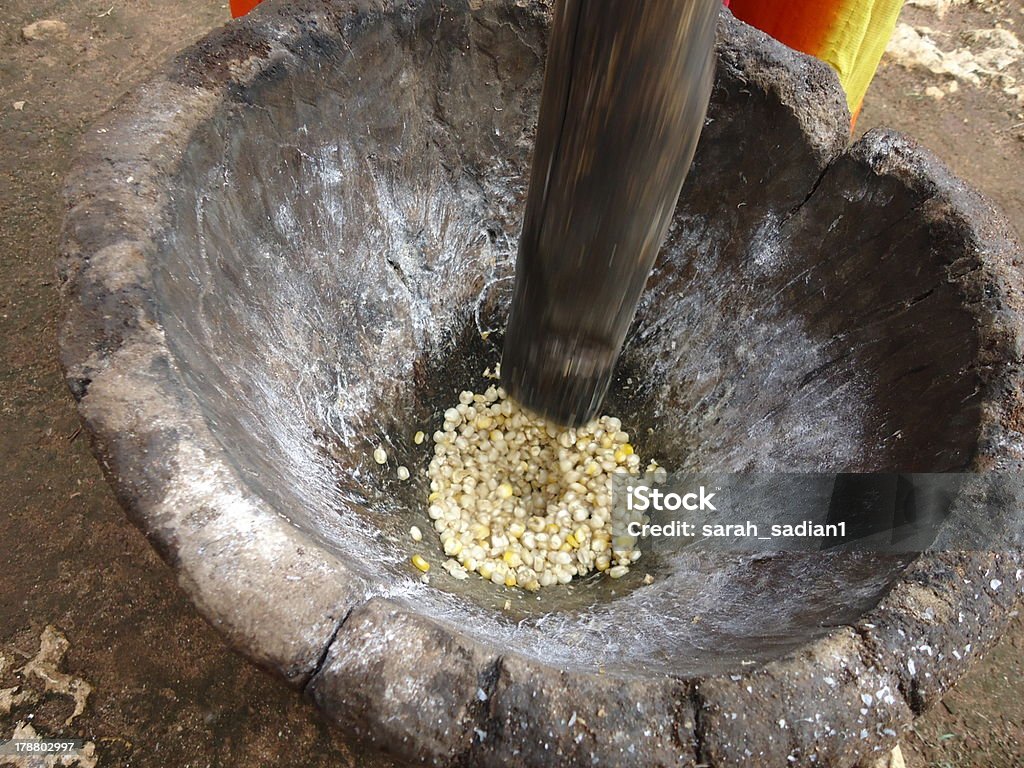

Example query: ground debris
[886,18,1023,103]
[906,0,969,19]
[21,20,69,42]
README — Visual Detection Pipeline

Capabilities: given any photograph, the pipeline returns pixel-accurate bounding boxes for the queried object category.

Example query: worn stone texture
[57,0,1024,766]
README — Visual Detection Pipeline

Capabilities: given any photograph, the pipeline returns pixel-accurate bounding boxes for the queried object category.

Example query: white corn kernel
[421,381,653,590]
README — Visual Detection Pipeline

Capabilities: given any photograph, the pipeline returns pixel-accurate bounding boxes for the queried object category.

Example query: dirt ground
[0,1,1021,767]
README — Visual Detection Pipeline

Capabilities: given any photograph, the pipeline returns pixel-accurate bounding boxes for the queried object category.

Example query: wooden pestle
[501,0,719,425]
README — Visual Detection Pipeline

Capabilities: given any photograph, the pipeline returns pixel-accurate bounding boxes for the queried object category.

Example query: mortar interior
[153,3,981,676]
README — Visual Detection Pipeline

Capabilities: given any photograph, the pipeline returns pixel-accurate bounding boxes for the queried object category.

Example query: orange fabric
[728,1,843,62]
[230,0,262,18]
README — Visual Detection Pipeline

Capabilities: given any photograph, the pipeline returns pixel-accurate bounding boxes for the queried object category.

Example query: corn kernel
[423,385,651,591]
[411,554,430,572]
[413,431,425,445]
[444,538,463,556]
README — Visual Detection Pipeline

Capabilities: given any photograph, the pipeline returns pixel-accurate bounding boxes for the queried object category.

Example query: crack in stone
[302,603,358,695]
[689,681,709,767]
[455,654,505,767]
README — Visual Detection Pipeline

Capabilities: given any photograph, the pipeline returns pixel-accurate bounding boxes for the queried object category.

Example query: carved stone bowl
[58,1,1024,765]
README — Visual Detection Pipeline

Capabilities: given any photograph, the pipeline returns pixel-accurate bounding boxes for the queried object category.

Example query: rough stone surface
[57,0,1024,766]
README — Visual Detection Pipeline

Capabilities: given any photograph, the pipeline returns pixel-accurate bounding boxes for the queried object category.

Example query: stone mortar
[57,0,1024,765]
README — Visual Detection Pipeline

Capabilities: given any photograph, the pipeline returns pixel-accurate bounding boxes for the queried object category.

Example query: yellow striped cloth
[728,0,905,122]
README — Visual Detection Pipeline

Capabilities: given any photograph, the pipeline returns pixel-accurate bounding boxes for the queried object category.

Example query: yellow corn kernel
[546,523,560,535]
[413,430,425,445]
[600,436,613,449]
[565,534,579,548]
[479,562,495,580]
[411,555,430,573]
[504,573,517,588]
[558,543,572,553]
[584,461,601,476]
[503,550,522,568]
[508,522,526,539]
[496,482,514,499]
[428,491,440,502]
[471,524,491,541]
[613,449,627,463]
[475,416,493,430]
[622,443,634,455]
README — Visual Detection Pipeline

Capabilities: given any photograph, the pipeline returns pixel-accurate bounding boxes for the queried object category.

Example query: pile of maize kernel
[423,385,646,590]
